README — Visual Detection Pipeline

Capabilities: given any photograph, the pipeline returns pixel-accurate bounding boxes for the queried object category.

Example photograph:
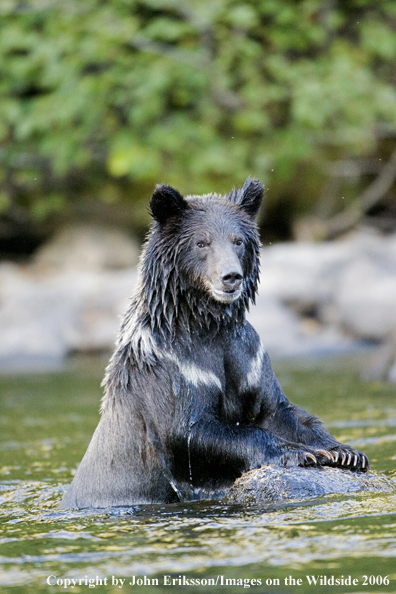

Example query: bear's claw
[316,449,333,460]
[360,453,370,470]
[280,447,369,472]
[329,448,369,472]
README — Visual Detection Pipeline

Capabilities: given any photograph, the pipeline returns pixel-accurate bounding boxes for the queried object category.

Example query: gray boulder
[34,224,140,271]
[224,465,395,506]
[0,224,141,372]
[258,230,396,344]
[0,263,137,372]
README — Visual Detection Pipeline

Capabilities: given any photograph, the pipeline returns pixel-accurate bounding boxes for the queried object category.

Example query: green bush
[1,0,396,237]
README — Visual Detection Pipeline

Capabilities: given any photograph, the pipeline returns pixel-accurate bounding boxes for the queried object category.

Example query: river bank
[1,224,396,379]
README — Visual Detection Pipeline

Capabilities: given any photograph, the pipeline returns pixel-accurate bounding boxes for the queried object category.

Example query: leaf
[108,137,161,181]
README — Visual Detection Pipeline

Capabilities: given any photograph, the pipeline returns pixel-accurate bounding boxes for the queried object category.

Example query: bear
[60,178,369,509]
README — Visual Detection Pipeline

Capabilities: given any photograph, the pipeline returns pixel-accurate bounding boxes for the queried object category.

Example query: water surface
[1,356,395,593]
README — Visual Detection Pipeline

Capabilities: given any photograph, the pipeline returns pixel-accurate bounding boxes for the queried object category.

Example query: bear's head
[142,178,263,336]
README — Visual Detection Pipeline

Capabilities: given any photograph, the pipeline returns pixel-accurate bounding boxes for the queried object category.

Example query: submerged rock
[224,465,395,506]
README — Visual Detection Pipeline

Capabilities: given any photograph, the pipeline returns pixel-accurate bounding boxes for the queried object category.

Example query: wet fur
[60,178,369,508]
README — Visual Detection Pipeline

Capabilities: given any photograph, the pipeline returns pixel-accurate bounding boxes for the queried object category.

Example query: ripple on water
[1,360,396,590]
[0,480,396,589]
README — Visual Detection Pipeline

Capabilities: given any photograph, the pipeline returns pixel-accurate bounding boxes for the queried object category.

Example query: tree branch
[325,147,396,238]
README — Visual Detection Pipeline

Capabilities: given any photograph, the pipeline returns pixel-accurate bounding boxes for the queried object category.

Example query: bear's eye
[196,240,207,248]
[234,238,244,246]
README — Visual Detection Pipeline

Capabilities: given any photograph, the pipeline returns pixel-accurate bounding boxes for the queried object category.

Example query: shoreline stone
[1,225,396,376]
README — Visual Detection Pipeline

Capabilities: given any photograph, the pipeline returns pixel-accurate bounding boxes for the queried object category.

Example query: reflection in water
[0,357,395,592]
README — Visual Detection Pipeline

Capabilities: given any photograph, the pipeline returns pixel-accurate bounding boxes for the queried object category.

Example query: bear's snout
[221,267,243,293]
[209,257,244,303]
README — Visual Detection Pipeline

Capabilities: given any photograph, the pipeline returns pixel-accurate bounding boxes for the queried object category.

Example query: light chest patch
[245,342,266,389]
[168,354,222,391]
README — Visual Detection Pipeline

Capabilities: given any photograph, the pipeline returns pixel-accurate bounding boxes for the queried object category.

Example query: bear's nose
[221,269,243,292]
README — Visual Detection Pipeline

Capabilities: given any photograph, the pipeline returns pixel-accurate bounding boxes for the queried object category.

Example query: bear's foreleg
[266,401,370,472]
[248,346,370,473]
[174,417,341,489]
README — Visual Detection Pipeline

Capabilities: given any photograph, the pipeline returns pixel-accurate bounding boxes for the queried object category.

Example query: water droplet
[187,432,193,485]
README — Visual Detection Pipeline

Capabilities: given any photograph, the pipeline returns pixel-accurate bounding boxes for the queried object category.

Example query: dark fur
[60,178,369,508]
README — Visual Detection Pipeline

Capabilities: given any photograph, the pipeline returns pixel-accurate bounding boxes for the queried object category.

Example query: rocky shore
[1,224,396,379]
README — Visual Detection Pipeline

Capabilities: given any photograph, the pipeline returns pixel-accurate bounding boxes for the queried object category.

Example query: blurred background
[1,0,396,377]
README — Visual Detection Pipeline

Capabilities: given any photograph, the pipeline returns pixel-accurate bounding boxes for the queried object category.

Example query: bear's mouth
[211,287,243,303]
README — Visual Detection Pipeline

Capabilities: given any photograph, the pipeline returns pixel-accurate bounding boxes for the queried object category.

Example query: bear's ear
[228,177,264,219]
[150,184,188,224]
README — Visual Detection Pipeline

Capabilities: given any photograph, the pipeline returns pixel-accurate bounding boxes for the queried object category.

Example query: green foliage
[1,0,396,234]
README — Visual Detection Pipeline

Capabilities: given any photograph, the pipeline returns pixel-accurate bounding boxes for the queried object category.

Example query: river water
[1,356,396,594]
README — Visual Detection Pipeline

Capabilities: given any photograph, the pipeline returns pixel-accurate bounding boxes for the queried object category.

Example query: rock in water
[224,465,395,506]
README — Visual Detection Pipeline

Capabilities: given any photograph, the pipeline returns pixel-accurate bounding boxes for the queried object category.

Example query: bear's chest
[170,341,263,426]
[170,343,225,395]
